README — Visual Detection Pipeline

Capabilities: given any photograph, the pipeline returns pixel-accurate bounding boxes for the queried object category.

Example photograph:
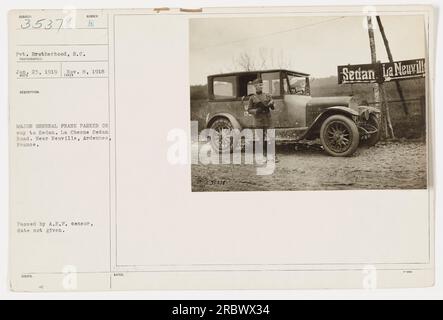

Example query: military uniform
[247,79,275,160]
[247,92,274,128]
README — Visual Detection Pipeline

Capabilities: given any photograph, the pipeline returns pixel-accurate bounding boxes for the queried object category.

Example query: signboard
[338,58,425,84]
[382,59,426,81]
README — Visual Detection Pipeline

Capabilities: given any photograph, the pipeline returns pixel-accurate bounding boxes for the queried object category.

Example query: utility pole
[367,16,380,107]
[367,16,393,139]
[368,16,395,138]
[380,81,396,139]
[376,16,409,115]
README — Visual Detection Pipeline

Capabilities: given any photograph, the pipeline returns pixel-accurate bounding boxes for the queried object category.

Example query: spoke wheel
[210,118,235,153]
[320,115,359,157]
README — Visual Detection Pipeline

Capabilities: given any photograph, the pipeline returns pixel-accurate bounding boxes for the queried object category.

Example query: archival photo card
[8,5,435,291]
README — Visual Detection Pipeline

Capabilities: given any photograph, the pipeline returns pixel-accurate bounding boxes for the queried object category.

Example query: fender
[206,113,242,130]
[357,105,381,121]
[301,106,359,140]
[363,105,381,114]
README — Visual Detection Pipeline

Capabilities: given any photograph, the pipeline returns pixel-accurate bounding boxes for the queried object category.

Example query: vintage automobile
[204,69,381,157]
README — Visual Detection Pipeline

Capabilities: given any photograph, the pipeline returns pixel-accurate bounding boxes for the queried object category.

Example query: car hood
[306,96,379,119]
[307,96,355,109]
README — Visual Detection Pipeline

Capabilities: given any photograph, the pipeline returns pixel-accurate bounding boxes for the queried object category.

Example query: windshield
[284,74,310,96]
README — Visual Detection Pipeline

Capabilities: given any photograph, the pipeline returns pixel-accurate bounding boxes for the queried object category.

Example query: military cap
[252,78,263,85]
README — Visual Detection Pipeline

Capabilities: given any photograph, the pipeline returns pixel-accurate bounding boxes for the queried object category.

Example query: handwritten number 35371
[20,18,72,31]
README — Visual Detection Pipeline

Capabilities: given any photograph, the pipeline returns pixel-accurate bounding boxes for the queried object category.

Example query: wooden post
[367,17,380,105]
[380,85,395,139]
[367,16,387,138]
[376,16,409,115]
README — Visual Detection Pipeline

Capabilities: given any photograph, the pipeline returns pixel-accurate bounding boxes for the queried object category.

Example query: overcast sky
[189,15,426,85]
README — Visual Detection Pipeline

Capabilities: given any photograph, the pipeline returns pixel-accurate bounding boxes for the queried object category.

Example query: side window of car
[213,76,236,99]
[238,74,259,97]
[247,83,256,95]
[271,79,281,95]
[261,72,281,97]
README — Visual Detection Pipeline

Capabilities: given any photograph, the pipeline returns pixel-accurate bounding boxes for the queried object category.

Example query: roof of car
[208,69,310,78]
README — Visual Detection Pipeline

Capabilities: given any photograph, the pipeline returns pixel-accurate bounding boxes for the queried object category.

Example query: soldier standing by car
[247,78,275,162]
[205,70,379,157]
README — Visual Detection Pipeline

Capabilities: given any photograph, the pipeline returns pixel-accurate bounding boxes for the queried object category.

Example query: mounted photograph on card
[8,6,435,292]
[190,15,428,192]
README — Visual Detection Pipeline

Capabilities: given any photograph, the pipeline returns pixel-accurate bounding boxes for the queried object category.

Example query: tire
[209,117,236,153]
[320,114,360,157]
[363,114,381,147]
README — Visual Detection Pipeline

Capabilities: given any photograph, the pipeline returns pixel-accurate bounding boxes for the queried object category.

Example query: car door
[209,74,254,128]
[260,71,290,128]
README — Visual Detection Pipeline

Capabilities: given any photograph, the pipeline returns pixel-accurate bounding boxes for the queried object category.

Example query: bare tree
[276,50,293,69]
[258,47,268,69]
[232,48,293,71]
[235,52,256,71]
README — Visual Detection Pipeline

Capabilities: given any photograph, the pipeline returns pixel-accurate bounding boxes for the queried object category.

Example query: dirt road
[191,141,427,191]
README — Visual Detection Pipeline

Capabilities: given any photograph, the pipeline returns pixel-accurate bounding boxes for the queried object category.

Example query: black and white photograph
[190,15,428,192]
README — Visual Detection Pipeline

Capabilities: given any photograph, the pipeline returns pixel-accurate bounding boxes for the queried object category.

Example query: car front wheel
[320,114,360,157]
